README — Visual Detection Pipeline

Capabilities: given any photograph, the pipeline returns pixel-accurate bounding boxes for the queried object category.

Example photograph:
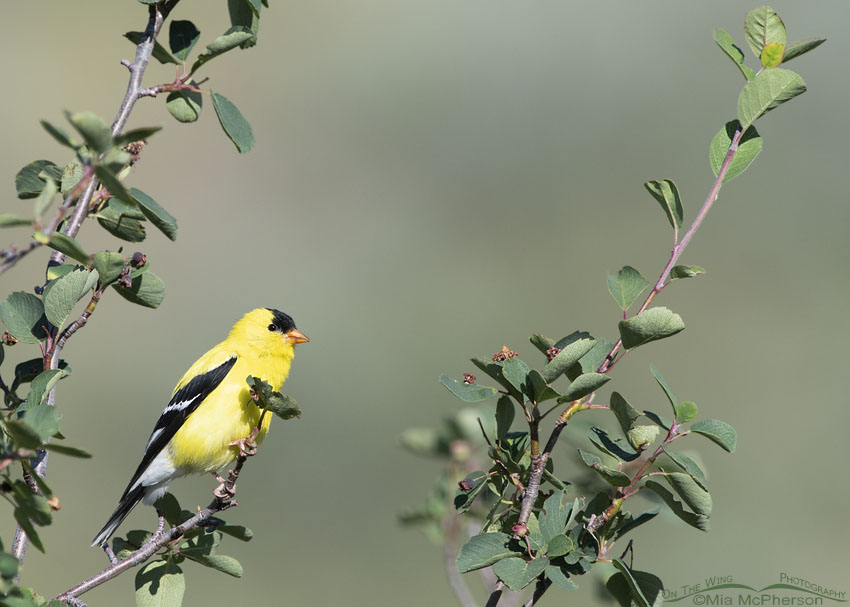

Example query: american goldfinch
[91,308,308,547]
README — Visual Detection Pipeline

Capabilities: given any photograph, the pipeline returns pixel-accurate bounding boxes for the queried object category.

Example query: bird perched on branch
[92,308,309,547]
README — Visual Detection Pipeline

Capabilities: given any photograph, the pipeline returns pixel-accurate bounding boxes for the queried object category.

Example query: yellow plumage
[92,307,308,546]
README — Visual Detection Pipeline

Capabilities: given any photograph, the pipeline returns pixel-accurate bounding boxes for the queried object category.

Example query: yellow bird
[92,308,308,546]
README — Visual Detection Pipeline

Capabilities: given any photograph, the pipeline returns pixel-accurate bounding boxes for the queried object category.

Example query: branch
[11,0,180,566]
[54,435,253,604]
[597,125,745,374]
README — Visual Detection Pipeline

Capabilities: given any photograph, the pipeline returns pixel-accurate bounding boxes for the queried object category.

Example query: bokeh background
[1,1,848,605]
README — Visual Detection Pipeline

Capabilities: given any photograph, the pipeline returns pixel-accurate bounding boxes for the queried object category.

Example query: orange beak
[285,328,310,345]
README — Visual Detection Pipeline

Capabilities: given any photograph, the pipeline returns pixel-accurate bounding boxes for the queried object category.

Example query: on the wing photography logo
[663,573,846,605]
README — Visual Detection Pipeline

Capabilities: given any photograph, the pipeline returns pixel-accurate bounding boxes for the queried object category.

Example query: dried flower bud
[1,332,18,346]
[125,140,147,164]
[130,252,147,268]
[492,345,518,363]
[462,373,476,384]
[546,346,561,361]
[458,478,475,491]
[117,274,133,288]
[34,285,44,295]
[47,496,62,511]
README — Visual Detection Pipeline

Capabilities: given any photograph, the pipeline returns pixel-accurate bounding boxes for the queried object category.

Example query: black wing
[119,355,238,500]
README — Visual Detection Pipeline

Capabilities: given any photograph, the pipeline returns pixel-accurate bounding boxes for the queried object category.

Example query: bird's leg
[210,471,228,484]
[101,543,118,566]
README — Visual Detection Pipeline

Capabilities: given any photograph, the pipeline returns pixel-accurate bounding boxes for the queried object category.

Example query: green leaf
[43,443,91,458]
[0,292,47,343]
[675,400,698,423]
[546,534,573,558]
[782,38,826,63]
[42,267,96,328]
[663,448,707,490]
[112,272,165,308]
[211,92,255,153]
[94,165,134,206]
[33,232,90,264]
[205,26,255,55]
[228,0,260,48]
[187,554,243,577]
[709,121,762,183]
[5,421,43,450]
[539,491,570,542]
[649,363,677,416]
[607,266,648,312]
[16,160,60,199]
[33,178,58,221]
[493,557,549,591]
[689,419,737,453]
[113,127,163,148]
[529,333,555,355]
[41,120,79,148]
[644,179,683,232]
[669,265,706,280]
[246,376,301,419]
[713,28,755,81]
[495,396,514,439]
[439,374,498,402]
[744,6,787,59]
[130,188,178,241]
[166,90,203,123]
[567,338,614,380]
[619,307,684,350]
[169,20,201,61]
[101,150,133,178]
[454,472,488,514]
[0,553,19,580]
[643,480,709,531]
[501,357,531,400]
[589,427,640,462]
[65,111,112,154]
[13,508,44,552]
[541,337,595,383]
[61,161,84,194]
[609,559,664,607]
[0,214,31,228]
[761,42,785,68]
[97,204,147,243]
[578,450,630,486]
[523,372,553,405]
[546,564,579,590]
[626,425,659,451]
[124,31,178,65]
[663,471,711,516]
[25,369,68,409]
[557,372,610,403]
[737,68,806,130]
[217,525,253,542]
[93,251,127,287]
[456,533,521,572]
[21,403,61,441]
[643,409,671,430]
[135,560,185,607]
[610,391,640,435]
[612,509,660,542]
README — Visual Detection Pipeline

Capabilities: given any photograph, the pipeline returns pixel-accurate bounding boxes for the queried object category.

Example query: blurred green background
[1,1,849,605]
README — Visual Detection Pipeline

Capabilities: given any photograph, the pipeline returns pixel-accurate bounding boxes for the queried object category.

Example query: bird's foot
[228,435,258,458]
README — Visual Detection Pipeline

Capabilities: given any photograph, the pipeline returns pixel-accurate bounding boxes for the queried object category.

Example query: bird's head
[231,308,309,357]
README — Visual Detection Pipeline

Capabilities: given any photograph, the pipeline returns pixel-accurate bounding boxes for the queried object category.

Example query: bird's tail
[91,485,145,547]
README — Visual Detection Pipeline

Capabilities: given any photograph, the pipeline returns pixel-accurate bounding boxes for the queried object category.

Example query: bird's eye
[268,323,277,332]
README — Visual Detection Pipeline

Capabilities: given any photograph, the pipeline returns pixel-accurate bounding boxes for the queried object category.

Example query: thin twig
[54,435,252,604]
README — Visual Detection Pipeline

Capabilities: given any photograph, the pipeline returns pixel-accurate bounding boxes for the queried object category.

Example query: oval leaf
[130,188,178,241]
[166,90,203,123]
[737,68,806,130]
[456,533,521,573]
[212,92,255,153]
[689,419,737,453]
[607,266,648,312]
[644,179,683,232]
[618,307,684,350]
[744,6,787,59]
[0,292,47,343]
[709,121,762,183]
[112,271,165,308]
[440,374,498,403]
[42,267,96,328]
